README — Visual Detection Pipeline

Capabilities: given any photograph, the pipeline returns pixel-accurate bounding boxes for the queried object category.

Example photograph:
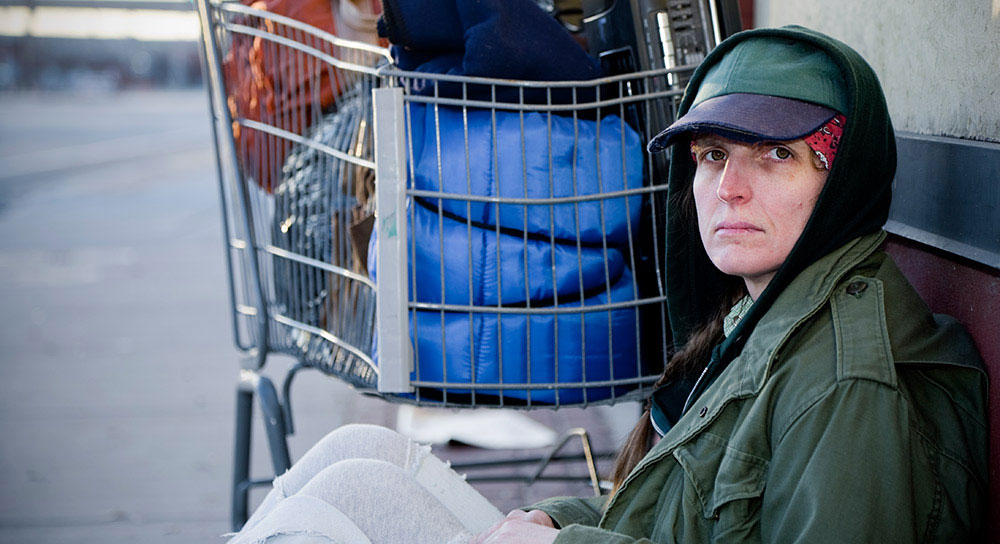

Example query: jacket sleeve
[552,525,656,543]
[524,494,606,529]
[760,378,919,543]
[527,496,660,544]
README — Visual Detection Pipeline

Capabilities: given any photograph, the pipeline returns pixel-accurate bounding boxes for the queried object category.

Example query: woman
[229,26,988,544]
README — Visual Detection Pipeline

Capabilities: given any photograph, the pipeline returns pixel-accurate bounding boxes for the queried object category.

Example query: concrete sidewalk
[0,90,636,543]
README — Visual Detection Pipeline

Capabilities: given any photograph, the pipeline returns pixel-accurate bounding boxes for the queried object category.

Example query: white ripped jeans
[226,424,504,544]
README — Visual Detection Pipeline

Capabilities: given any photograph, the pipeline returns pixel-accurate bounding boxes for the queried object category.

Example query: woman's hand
[470,509,558,544]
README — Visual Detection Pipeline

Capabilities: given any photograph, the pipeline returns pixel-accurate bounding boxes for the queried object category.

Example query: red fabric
[803,114,846,170]
[222,0,381,192]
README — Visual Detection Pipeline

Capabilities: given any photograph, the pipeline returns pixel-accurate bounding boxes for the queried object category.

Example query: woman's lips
[715,221,763,234]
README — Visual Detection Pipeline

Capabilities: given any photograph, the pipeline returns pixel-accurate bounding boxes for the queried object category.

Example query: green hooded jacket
[527,26,989,543]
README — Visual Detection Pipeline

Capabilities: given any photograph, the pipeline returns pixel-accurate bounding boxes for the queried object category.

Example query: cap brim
[648,93,838,153]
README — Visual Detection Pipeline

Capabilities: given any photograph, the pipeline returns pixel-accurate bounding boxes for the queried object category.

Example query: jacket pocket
[673,433,769,540]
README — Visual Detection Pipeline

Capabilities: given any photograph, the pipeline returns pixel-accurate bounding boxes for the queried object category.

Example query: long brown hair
[608,175,746,496]
[608,283,742,496]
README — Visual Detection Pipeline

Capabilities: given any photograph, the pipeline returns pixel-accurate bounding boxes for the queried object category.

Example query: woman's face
[691,134,828,300]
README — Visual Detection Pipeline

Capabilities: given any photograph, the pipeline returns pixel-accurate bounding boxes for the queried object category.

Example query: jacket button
[699,407,707,417]
[846,281,868,296]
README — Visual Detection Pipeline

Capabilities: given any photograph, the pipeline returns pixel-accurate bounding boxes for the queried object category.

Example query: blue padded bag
[370,201,626,306]
[407,104,645,245]
[402,267,640,404]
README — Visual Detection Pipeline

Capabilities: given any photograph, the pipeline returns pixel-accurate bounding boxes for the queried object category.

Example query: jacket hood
[663,26,897,368]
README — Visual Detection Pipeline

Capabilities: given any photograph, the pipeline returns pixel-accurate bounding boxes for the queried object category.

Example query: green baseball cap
[648,36,848,152]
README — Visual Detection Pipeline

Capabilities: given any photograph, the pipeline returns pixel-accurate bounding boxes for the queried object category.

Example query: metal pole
[194,0,270,369]
[194,1,247,354]
[231,385,253,531]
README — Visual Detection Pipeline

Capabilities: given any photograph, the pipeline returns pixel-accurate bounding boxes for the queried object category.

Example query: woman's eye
[767,147,792,160]
[706,149,726,162]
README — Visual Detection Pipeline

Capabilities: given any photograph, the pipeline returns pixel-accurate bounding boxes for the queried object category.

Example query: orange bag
[223,0,381,192]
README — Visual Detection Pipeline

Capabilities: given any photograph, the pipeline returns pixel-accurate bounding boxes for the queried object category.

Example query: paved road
[0,90,397,543]
[0,90,631,542]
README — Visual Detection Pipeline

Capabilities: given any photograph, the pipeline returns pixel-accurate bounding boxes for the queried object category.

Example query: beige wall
[754,0,1000,142]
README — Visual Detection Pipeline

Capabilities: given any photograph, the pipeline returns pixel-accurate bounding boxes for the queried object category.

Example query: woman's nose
[716,159,751,203]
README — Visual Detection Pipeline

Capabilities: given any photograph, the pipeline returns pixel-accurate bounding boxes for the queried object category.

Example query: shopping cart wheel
[257,375,292,475]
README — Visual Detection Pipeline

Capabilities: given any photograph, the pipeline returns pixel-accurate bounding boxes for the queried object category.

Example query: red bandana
[804,114,846,170]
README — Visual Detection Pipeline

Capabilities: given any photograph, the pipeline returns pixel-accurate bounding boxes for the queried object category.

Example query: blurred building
[0,0,203,90]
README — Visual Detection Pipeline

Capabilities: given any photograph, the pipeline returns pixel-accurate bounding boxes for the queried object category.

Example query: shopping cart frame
[194,0,726,530]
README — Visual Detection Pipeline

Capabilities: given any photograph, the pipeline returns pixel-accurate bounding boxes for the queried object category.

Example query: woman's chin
[709,255,780,284]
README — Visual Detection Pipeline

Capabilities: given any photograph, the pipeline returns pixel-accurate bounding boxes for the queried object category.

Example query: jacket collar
[731,229,887,396]
[623,231,887,486]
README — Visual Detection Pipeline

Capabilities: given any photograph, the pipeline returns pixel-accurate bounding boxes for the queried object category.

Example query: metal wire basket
[198,0,693,409]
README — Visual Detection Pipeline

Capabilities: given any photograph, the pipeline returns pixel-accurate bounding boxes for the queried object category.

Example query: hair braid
[607,281,743,497]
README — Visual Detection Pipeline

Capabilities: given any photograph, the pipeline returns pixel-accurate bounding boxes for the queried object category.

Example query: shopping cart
[195,0,737,530]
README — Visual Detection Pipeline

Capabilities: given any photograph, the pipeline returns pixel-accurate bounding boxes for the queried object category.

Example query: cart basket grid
[198,0,696,409]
